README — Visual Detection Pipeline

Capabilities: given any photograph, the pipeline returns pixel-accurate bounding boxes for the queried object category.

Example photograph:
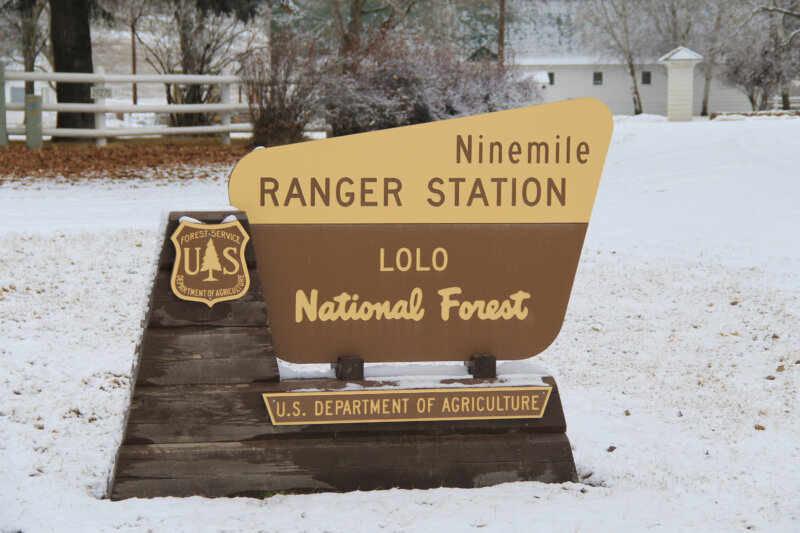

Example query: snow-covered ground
[1,117,798,532]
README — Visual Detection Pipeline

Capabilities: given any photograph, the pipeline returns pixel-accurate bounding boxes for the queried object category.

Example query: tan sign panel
[263,386,552,425]
[170,219,251,307]
[231,99,610,224]
[229,99,613,363]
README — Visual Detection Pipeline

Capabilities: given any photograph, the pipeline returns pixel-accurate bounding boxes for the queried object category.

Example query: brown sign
[170,219,250,307]
[229,99,613,363]
[263,386,552,425]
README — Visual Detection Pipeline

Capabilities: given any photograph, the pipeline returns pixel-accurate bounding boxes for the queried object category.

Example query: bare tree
[643,0,695,48]
[720,10,792,110]
[0,0,49,94]
[498,0,505,65]
[753,0,800,108]
[688,0,740,116]
[576,0,653,114]
[755,0,800,42]
[114,0,152,104]
[135,0,261,126]
[327,0,420,56]
[241,30,321,147]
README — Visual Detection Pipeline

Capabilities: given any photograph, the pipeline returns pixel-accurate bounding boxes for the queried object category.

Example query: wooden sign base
[108,212,578,500]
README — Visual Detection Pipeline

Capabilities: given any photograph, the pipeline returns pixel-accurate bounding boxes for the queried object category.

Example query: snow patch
[1,118,799,531]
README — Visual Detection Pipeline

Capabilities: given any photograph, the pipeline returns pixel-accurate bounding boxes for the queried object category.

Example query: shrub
[321,36,540,137]
[241,31,321,147]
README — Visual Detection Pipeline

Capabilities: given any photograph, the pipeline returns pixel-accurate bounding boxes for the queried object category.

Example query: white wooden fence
[1,64,252,147]
[769,95,800,108]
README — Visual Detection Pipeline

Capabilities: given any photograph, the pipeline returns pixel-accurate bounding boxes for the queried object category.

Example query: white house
[519,53,752,116]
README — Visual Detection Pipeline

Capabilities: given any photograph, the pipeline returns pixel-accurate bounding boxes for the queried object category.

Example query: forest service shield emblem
[170,219,251,307]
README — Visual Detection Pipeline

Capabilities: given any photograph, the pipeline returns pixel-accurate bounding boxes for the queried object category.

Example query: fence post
[0,61,7,146]
[94,66,107,147]
[220,71,231,146]
[25,94,42,149]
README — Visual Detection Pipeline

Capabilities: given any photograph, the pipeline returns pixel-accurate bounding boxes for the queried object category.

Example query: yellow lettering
[432,247,448,271]
[379,248,393,272]
[183,247,201,275]
[439,287,531,321]
[396,248,412,271]
[295,289,318,323]
[221,246,240,275]
[296,288,424,323]
[438,286,461,321]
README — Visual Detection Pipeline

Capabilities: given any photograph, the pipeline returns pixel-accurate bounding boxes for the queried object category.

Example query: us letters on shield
[170,219,251,307]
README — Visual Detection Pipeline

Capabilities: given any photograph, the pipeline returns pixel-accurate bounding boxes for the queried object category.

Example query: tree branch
[755,5,800,19]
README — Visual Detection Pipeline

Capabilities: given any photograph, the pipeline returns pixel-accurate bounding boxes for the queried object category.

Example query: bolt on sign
[170,219,250,306]
[229,98,613,363]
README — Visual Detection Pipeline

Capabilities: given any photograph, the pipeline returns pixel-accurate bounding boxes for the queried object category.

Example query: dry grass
[0,137,251,180]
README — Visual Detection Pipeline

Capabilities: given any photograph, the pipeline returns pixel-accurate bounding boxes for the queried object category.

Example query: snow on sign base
[228,98,614,364]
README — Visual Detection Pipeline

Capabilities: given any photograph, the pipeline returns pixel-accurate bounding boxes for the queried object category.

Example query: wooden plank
[111,432,577,499]
[140,327,274,360]
[158,211,257,269]
[122,382,567,444]
[110,210,579,500]
[147,270,267,327]
[148,301,268,328]
[137,357,279,386]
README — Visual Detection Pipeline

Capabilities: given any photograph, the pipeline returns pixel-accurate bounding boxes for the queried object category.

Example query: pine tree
[200,238,222,281]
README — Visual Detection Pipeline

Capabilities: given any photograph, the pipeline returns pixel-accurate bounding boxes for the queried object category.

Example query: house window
[548,72,555,85]
[642,71,652,85]
[593,72,603,85]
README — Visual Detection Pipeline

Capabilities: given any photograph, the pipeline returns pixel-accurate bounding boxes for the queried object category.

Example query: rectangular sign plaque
[263,386,552,425]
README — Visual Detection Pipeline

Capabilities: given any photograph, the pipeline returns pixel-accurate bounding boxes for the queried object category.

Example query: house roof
[658,46,704,62]
[516,54,663,67]
[516,54,620,66]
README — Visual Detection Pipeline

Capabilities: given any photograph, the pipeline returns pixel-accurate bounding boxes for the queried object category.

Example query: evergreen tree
[201,239,222,281]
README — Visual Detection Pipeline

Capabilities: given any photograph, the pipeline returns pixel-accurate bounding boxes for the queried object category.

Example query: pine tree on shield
[201,239,222,281]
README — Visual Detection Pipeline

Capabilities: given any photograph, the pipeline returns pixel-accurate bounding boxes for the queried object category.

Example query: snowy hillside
[0,116,798,532]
